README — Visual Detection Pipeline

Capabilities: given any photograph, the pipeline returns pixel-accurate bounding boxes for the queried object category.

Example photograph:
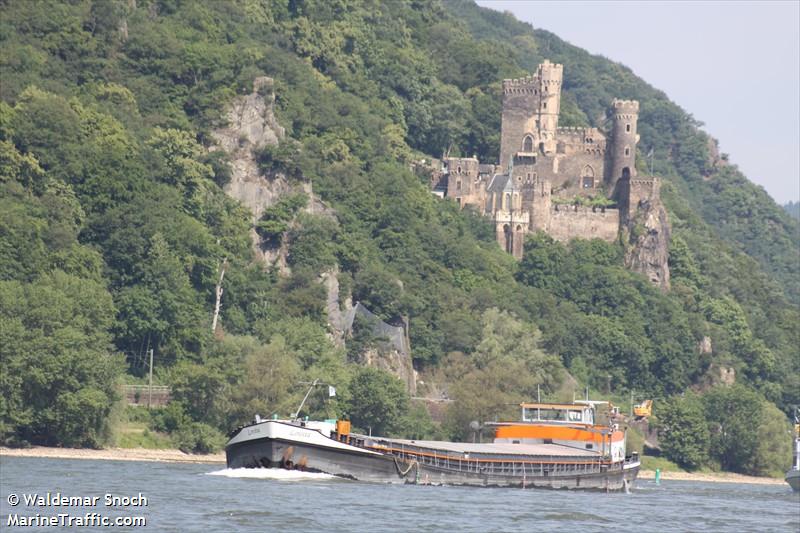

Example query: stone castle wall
[616,176,661,220]
[547,206,620,242]
[552,151,607,194]
[500,61,563,169]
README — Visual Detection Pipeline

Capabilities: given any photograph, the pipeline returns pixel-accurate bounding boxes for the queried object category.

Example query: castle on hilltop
[431,60,663,266]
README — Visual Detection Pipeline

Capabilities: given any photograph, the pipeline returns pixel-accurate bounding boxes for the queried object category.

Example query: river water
[1,456,797,532]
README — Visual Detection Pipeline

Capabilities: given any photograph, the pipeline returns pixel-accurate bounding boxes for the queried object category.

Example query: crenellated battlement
[629,176,660,199]
[612,99,639,115]
[503,75,552,95]
[547,205,621,242]
[537,59,563,79]
[556,126,604,138]
[612,99,639,110]
[503,61,563,94]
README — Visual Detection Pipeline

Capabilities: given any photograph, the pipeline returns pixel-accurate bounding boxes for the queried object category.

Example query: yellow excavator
[633,399,653,419]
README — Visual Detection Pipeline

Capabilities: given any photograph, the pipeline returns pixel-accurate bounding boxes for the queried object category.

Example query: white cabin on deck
[491,401,627,462]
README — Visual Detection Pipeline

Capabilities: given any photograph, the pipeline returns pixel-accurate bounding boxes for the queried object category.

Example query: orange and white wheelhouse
[491,401,628,461]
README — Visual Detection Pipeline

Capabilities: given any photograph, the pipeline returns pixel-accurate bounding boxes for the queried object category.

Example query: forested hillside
[785,201,799,220]
[1,0,797,476]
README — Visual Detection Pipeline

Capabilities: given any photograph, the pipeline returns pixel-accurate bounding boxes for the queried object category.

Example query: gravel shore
[638,469,784,485]
[0,446,225,464]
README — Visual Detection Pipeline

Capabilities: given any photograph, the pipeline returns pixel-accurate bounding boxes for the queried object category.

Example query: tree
[225,335,301,424]
[657,393,710,469]
[444,309,565,440]
[346,367,409,436]
[749,402,792,477]
[0,272,124,447]
[703,385,762,473]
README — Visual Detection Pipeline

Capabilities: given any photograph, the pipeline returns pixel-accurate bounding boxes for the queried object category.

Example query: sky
[475,0,800,204]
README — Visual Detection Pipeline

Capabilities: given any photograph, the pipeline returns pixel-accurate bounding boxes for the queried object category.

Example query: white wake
[206,467,337,481]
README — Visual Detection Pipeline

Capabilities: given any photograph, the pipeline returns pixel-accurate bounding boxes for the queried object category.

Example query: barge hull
[225,422,638,490]
[226,436,403,483]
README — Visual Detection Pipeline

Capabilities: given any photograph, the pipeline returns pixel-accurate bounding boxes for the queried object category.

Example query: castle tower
[499,60,563,172]
[537,60,562,143]
[608,99,640,189]
[444,156,481,208]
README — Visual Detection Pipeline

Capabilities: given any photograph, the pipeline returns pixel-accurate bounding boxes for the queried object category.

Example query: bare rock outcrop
[211,77,304,270]
[212,78,416,391]
[624,199,671,291]
[212,77,287,222]
[321,267,352,348]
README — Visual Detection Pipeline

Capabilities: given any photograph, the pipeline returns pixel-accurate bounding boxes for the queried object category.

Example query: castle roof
[486,173,516,194]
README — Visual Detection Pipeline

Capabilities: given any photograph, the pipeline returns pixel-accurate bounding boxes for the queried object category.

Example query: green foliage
[346,367,409,436]
[444,308,565,439]
[0,0,795,478]
[256,140,304,180]
[640,455,686,473]
[656,386,793,476]
[750,402,792,477]
[173,422,226,454]
[703,385,763,474]
[517,236,696,393]
[255,193,308,244]
[287,214,340,271]
[656,393,710,470]
[0,272,124,447]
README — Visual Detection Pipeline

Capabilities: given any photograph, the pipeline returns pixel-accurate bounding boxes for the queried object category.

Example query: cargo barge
[225,400,640,490]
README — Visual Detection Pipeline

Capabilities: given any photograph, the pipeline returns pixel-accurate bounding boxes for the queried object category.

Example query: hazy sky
[475,0,800,204]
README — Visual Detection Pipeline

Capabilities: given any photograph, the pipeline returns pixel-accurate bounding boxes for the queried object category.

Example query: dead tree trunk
[211,258,227,334]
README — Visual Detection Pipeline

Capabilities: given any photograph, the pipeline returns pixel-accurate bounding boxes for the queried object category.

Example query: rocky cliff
[624,200,671,291]
[213,79,416,391]
[211,77,309,270]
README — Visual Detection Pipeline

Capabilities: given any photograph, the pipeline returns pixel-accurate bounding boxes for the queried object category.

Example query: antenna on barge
[292,378,336,419]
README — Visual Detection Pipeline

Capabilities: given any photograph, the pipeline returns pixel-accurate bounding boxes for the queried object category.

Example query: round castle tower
[608,99,639,188]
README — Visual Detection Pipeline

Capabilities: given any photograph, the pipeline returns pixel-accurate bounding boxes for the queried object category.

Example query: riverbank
[0,446,225,464]
[0,446,786,485]
[638,469,784,486]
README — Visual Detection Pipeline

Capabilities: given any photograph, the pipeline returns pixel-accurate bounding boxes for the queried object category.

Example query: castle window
[527,173,531,180]
[456,179,462,191]
[503,224,513,254]
[505,193,511,210]
[457,166,462,174]
[543,102,547,110]
[624,147,630,157]
[626,123,631,133]
[582,165,595,189]
[622,167,631,179]
[523,135,534,152]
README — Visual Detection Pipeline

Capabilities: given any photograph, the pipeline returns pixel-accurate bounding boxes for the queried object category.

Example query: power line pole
[148,348,154,409]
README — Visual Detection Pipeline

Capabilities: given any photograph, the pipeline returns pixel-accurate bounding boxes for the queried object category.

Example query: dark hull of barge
[225,422,639,491]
